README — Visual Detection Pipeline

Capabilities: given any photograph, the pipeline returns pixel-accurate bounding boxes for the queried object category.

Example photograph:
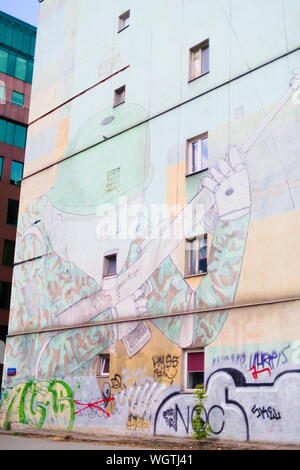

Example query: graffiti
[248,365,271,379]
[212,353,247,368]
[111,373,126,391]
[0,380,74,431]
[212,345,291,374]
[162,408,177,431]
[251,405,281,421]
[126,413,150,432]
[74,397,115,418]
[249,347,290,372]
[152,355,179,384]
[155,393,225,436]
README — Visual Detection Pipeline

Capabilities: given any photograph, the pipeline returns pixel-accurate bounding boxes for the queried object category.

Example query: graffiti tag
[152,355,179,384]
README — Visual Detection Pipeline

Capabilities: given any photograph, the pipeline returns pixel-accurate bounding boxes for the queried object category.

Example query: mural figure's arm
[151,147,250,348]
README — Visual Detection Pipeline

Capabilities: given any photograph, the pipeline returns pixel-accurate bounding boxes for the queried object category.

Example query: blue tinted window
[0,119,27,148]
[15,57,27,81]
[10,160,23,185]
[0,156,3,180]
[0,85,5,102]
[0,49,8,73]
[0,119,6,142]
[6,122,15,146]
[12,91,24,107]
[14,124,27,148]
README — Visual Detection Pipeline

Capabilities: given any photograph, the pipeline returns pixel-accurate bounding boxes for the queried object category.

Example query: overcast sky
[0,0,40,27]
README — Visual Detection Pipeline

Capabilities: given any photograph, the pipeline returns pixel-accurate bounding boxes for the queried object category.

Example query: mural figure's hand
[202,146,250,221]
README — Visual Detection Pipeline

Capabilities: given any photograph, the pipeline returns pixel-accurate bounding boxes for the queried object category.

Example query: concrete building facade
[0,11,36,385]
[1,0,300,444]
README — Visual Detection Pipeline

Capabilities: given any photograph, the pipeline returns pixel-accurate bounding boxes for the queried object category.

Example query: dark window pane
[26,60,33,83]
[0,119,6,142]
[22,34,31,54]
[7,199,19,225]
[7,52,16,76]
[12,30,23,50]
[0,49,8,74]
[6,121,15,145]
[0,156,3,180]
[102,355,110,374]
[199,258,207,274]
[10,160,23,185]
[2,240,15,266]
[14,124,27,148]
[12,91,24,107]
[104,254,117,276]
[0,23,5,43]
[107,255,116,274]
[0,281,11,309]
[4,25,12,47]
[188,371,204,389]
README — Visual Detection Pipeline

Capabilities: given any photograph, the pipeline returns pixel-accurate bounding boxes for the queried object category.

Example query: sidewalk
[0,428,299,450]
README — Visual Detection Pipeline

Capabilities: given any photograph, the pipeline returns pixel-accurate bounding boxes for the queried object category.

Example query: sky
[0,0,40,27]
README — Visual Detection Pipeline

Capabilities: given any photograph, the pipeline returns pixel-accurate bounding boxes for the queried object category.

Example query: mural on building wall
[1,0,300,442]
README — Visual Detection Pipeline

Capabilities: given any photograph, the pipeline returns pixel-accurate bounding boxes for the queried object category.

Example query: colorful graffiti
[0,379,74,431]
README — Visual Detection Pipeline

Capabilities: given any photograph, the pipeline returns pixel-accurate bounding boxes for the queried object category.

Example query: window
[10,160,23,185]
[118,10,130,31]
[0,156,3,180]
[187,133,208,175]
[0,49,8,74]
[189,40,209,81]
[11,91,24,107]
[15,57,27,81]
[2,240,15,267]
[185,234,208,277]
[7,199,19,226]
[96,354,110,377]
[113,85,126,107]
[0,281,11,309]
[0,119,27,148]
[0,85,5,103]
[103,253,117,277]
[106,167,120,191]
[185,350,205,389]
[0,47,34,84]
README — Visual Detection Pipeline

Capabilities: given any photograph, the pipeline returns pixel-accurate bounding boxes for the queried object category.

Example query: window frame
[0,280,12,310]
[186,132,208,176]
[103,252,117,278]
[189,39,210,82]
[11,90,25,108]
[183,349,205,392]
[118,10,130,32]
[96,354,110,377]
[2,239,15,267]
[113,85,126,107]
[185,234,208,278]
[6,198,19,226]
[10,160,24,186]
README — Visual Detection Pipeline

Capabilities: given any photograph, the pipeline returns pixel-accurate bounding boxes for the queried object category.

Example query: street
[0,434,152,451]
